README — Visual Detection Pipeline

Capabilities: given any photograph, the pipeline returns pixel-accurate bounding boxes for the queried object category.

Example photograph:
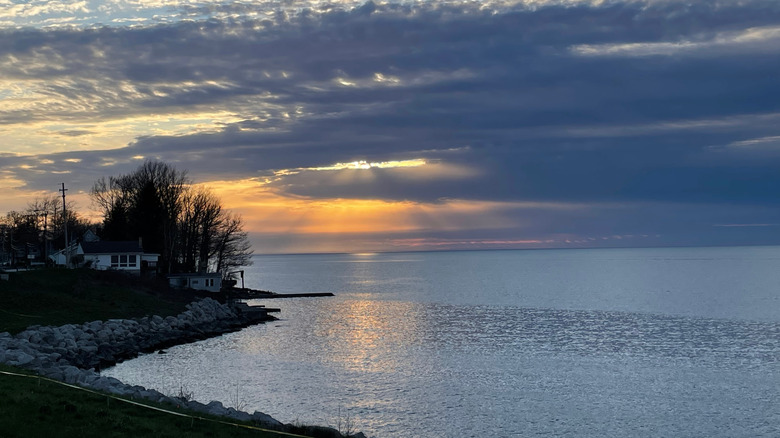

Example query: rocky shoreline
[0,298,362,437]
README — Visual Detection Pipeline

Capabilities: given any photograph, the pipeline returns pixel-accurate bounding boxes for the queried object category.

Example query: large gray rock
[225,407,253,422]
[62,365,86,384]
[38,364,65,380]
[86,320,103,333]
[206,400,228,416]
[89,376,125,393]
[7,350,34,366]
[251,410,284,427]
[298,425,342,438]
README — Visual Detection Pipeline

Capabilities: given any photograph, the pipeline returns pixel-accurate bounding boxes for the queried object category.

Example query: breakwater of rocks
[0,298,361,437]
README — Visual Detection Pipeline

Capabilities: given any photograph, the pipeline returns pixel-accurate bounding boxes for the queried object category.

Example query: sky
[2,0,780,254]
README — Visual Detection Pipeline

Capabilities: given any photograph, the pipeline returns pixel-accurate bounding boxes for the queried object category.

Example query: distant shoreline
[249,242,780,257]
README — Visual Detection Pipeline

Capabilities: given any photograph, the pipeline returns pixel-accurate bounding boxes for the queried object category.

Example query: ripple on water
[104,300,780,437]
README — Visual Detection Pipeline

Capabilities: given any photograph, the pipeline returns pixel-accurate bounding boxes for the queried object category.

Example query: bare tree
[90,160,253,277]
[2,211,36,266]
[212,212,253,277]
[178,187,223,273]
[90,177,125,217]
[26,196,58,244]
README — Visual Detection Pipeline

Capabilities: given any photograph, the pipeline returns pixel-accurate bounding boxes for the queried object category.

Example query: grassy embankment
[0,269,307,438]
[0,363,297,438]
[0,268,191,335]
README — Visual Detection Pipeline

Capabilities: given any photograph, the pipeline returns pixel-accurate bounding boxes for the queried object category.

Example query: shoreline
[0,297,363,438]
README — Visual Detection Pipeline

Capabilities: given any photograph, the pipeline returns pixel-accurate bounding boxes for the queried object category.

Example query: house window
[128,255,137,267]
[111,255,119,268]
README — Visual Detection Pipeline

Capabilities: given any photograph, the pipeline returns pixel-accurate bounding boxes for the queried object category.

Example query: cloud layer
[2,0,780,252]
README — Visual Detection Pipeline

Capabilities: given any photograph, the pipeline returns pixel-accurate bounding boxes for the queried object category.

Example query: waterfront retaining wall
[0,298,294,430]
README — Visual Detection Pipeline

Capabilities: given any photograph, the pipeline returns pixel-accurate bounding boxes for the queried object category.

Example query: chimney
[138,237,143,250]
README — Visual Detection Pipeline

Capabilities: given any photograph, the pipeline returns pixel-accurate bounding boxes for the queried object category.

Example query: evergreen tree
[90,160,252,275]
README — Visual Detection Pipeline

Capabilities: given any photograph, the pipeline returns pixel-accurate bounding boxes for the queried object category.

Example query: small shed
[167,273,222,293]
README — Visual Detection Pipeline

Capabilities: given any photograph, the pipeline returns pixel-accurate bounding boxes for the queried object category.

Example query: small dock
[221,288,334,300]
[254,292,335,299]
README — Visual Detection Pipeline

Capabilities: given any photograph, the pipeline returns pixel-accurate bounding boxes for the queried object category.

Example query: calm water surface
[104,247,780,437]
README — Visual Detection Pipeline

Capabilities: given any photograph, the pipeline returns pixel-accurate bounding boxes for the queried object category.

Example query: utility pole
[9,225,14,267]
[36,210,49,265]
[42,210,48,264]
[33,209,42,264]
[0,225,6,266]
[60,183,69,268]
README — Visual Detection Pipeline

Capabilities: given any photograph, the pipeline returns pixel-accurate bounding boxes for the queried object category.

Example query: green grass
[0,268,191,334]
[0,364,297,438]
[0,271,322,437]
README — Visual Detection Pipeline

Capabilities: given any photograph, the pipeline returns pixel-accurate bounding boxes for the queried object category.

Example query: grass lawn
[0,364,298,438]
[0,268,191,334]
[0,269,326,438]
[0,269,329,437]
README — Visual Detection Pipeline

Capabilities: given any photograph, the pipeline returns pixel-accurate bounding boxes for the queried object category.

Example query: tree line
[0,196,88,267]
[1,160,252,277]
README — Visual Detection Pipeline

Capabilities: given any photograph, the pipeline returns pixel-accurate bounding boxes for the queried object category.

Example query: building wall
[168,275,222,292]
[87,253,142,272]
[187,276,221,292]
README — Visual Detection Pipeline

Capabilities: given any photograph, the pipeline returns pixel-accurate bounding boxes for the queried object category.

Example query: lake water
[103,246,780,437]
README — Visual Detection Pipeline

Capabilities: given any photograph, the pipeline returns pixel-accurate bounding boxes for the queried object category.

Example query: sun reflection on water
[318,298,425,374]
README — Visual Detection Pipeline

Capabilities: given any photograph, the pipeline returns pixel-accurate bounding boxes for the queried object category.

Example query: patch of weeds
[335,407,354,437]
[173,384,195,403]
[228,382,248,412]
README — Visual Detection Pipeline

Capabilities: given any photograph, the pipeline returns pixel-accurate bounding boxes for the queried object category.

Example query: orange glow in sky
[208,177,519,233]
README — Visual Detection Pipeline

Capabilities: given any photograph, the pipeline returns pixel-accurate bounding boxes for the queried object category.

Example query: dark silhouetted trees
[91,160,188,272]
[90,160,253,276]
[213,212,253,275]
[1,196,90,267]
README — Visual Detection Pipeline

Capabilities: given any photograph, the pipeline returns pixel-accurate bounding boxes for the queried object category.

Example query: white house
[81,241,159,274]
[167,272,222,293]
[51,240,159,274]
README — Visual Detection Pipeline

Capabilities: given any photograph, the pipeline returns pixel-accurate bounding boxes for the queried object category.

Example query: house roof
[81,241,143,254]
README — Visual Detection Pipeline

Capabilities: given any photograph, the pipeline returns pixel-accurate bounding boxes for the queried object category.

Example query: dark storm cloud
[3,0,780,215]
